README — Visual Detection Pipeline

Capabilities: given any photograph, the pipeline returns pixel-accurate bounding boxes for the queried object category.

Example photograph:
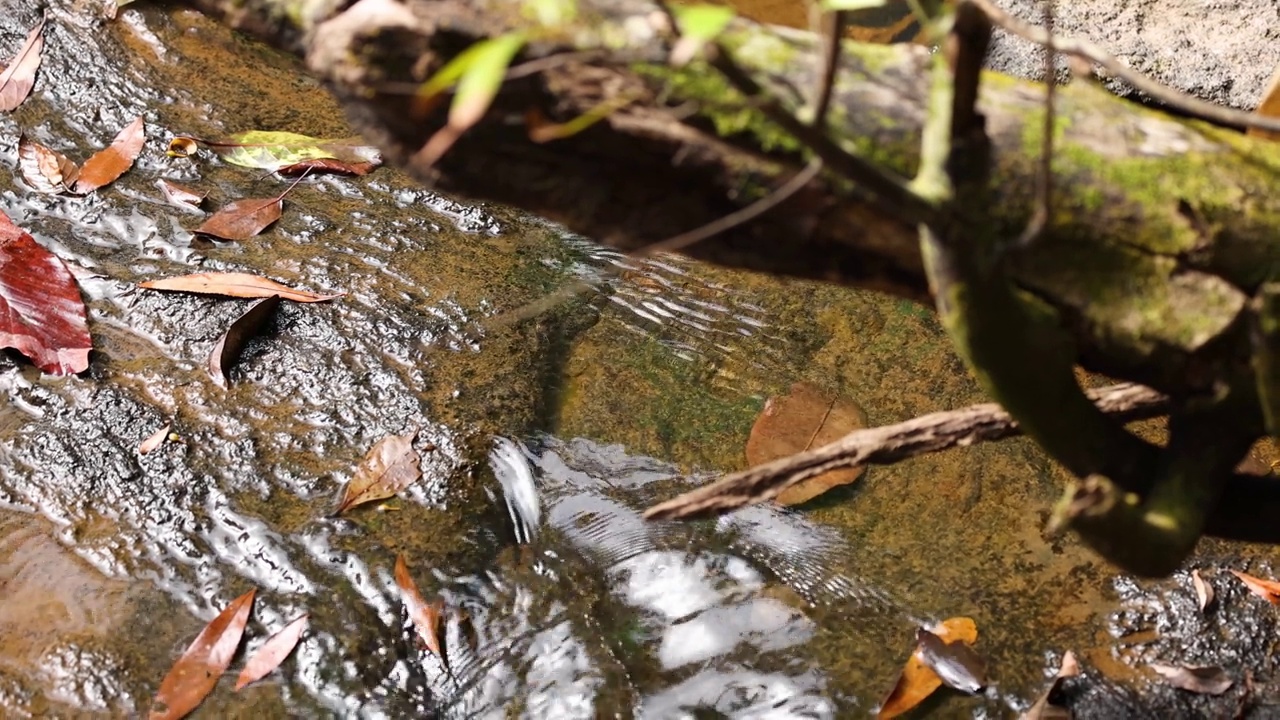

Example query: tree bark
[179,0,1280,556]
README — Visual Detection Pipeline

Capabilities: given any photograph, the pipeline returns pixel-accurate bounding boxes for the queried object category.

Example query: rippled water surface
[3,2,1280,718]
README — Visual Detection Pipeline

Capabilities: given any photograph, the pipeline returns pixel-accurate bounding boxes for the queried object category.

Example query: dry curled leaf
[1229,569,1280,604]
[235,613,309,691]
[0,17,44,112]
[1192,569,1215,613]
[1149,663,1233,695]
[207,295,281,387]
[140,272,343,303]
[334,428,422,514]
[1021,651,1081,720]
[746,381,868,505]
[18,135,79,194]
[394,554,446,663]
[138,423,171,455]
[277,158,377,176]
[878,617,979,719]
[151,589,255,720]
[72,116,145,194]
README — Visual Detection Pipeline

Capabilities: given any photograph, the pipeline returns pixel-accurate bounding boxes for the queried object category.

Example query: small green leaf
[415,33,527,165]
[669,5,735,66]
[821,0,889,10]
[182,131,382,171]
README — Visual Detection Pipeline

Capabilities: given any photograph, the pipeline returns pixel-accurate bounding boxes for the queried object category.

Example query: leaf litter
[334,427,422,514]
[138,423,171,455]
[156,179,206,212]
[72,115,145,194]
[150,589,255,720]
[235,614,309,691]
[0,16,44,112]
[194,173,306,241]
[1229,569,1280,604]
[207,295,281,387]
[167,130,382,173]
[394,554,447,665]
[140,272,344,303]
[745,381,868,505]
[0,209,91,375]
[18,135,79,193]
[1149,663,1234,695]
[878,616,981,719]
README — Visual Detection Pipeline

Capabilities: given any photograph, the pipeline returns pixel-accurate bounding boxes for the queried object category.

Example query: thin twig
[632,159,823,256]
[969,0,1280,134]
[811,10,844,128]
[707,45,938,223]
[643,383,1168,520]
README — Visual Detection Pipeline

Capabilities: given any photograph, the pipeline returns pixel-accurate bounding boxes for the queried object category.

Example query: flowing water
[2,2,1280,718]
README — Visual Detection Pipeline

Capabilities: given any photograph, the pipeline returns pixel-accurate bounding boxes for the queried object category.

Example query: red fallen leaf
[394,554,446,662]
[915,628,987,693]
[151,589,255,720]
[1229,569,1280,604]
[277,158,377,176]
[140,272,344,303]
[235,613,309,691]
[207,295,281,387]
[17,135,79,194]
[0,210,91,375]
[0,17,44,112]
[72,116,146,194]
[334,428,422,514]
[194,174,305,241]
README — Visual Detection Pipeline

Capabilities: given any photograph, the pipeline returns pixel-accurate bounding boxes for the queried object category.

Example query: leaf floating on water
[194,197,283,241]
[1021,651,1080,720]
[1229,569,1280,604]
[150,589,255,720]
[394,554,446,663]
[168,131,382,172]
[72,116,146,194]
[878,617,979,720]
[138,423,171,455]
[17,135,79,194]
[916,628,987,694]
[156,179,206,212]
[746,381,868,506]
[140,272,344,303]
[0,210,91,375]
[1191,569,1215,613]
[1149,663,1233,695]
[334,428,422,514]
[235,613,309,691]
[207,295,281,388]
[0,17,44,112]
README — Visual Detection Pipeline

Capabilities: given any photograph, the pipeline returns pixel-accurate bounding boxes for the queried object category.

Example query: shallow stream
[2,2,1280,718]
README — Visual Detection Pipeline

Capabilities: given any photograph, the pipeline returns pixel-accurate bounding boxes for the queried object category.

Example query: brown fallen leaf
[72,116,146,194]
[1229,569,1280,604]
[1192,569,1215,613]
[277,158,377,176]
[17,135,79,194]
[138,423,171,455]
[235,613,309,691]
[193,174,303,241]
[334,428,422,514]
[151,589,255,720]
[140,272,343,303]
[207,295,281,387]
[916,627,987,694]
[0,17,44,112]
[1249,62,1280,142]
[746,381,868,505]
[156,179,206,212]
[878,617,978,719]
[394,554,446,663]
[1021,651,1081,720]
[1149,663,1233,695]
